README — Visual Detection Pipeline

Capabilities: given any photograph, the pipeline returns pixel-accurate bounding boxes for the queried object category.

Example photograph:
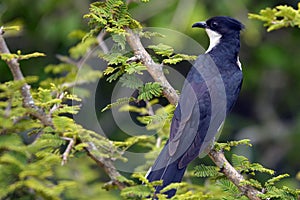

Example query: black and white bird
[146,16,244,198]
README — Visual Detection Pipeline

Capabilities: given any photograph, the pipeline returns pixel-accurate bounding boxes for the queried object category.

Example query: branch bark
[125,28,179,105]
[209,149,262,200]
[0,27,126,190]
[61,137,75,166]
[0,23,262,199]
[0,27,52,126]
[125,28,263,200]
[86,143,126,190]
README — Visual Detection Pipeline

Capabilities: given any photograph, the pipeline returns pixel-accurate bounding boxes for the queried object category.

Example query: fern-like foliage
[138,82,163,101]
[101,96,136,112]
[249,3,300,31]
[214,139,252,151]
[84,0,141,39]
[119,74,144,89]
[0,50,45,61]
[0,133,74,199]
[194,164,221,178]
[148,43,197,65]
[216,178,242,198]
[2,1,300,200]
[192,140,300,200]
[231,154,275,175]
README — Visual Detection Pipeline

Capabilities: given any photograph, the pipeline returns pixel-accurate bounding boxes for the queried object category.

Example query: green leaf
[231,154,249,169]
[139,31,164,39]
[248,163,274,175]
[125,62,147,74]
[148,43,174,57]
[217,178,240,195]
[111,34,126,50]
[45,63,76,75]
[163,54,197,65]
[101,97,136,112]
[114,135,150,151]
[119,104,148,115]
[103,66,118,75]
[214,139,252,151]
[160,182,187,194]
[100,53,128,65]
[119,74,144,89]
[69,37,97,59]
[0,52,45,62]
[249,4,300,32]
[121,185,152,198]
[194,164,220,177]
[84,0,141,38]
[0,153,26,170]
[138,82,162,101]
[231,154,274,175]
[265,174,290,186]
[106,67,125,82]
[132,173,150,184]
[240,179,262,189]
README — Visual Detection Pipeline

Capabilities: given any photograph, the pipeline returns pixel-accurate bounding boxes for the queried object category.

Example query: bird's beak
[192,21,207,29]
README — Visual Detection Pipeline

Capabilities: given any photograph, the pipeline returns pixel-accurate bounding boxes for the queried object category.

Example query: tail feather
[146,158,187,198]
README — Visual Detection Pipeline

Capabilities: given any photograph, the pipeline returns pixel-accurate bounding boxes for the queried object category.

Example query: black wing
[168,54,228,168]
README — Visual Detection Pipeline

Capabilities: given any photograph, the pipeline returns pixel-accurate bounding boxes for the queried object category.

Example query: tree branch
[85,143,126,190]
[125,28,179,105]
[0,21,262,199]
[125,28,263,200]
[0,27,52,126]
[209,149,262,200]
[0,27,126,190]
[61,137,75,165]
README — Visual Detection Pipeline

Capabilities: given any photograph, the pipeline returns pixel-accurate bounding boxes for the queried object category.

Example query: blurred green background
[1,0,299,199]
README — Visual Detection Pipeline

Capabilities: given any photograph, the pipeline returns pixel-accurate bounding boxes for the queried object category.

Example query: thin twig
[61,137,75,165]
[97,30,109,54]
[77,30,108,69]
[126,55,142,63]
[0,27,52,126]
[0,27,126,190]
[49,92,65,115]
[125,27,263,200]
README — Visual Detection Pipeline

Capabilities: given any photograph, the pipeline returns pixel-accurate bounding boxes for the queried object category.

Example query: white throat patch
[205,29,222,53]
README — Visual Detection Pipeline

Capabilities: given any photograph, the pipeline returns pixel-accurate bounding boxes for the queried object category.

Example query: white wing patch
[145,167,152,178]
[205,29,222,53]
[237,56,242,70]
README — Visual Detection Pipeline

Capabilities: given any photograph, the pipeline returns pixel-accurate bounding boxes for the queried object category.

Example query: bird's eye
[211,21,218,28]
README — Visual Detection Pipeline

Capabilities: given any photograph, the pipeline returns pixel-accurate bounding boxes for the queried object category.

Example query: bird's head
[192,16,244,52]
[192,16,244,36]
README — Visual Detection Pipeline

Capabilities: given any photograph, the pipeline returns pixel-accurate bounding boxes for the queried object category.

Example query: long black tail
[146,147,187,198]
